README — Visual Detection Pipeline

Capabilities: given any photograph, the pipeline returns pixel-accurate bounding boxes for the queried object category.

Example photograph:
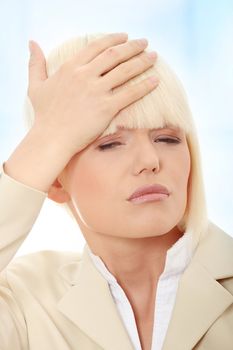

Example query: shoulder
[193,221,233,286]
[208,221,233,241]
[197,221,233,254]
[4,249,83,291]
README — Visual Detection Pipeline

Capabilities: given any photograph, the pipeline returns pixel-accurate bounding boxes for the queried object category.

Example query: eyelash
[98,137,181,150]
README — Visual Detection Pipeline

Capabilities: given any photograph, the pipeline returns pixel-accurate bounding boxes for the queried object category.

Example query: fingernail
[147,51,157,59]
[149,76,159,85]
[138,38,148,47]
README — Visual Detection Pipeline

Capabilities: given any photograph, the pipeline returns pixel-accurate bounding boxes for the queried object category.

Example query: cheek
[183,150,191,186]
[68,162,120,233]
[67,156,117,214]
[70,166,107,199]
[167,147,190,198]
[174,150,191,202]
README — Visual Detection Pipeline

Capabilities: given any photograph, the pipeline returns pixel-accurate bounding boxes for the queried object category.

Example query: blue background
[0,0,232,254]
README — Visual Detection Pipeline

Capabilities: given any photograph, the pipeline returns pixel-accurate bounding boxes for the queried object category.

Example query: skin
[48,125,191,349]
[4,35,189,349]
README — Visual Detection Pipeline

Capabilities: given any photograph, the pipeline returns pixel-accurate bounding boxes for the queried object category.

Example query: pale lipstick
[127,184,170,204]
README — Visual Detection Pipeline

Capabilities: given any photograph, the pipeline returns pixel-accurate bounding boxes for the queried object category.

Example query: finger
[89,38,149,76]
[69,32,129,67]
[111,76,159,114]
[102,51,157,89]
[28,40,47,87]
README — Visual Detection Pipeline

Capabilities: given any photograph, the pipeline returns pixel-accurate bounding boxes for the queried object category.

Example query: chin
[115,223,178,239]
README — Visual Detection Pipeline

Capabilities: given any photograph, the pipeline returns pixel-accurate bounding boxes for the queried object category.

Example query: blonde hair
[24,33,208,253]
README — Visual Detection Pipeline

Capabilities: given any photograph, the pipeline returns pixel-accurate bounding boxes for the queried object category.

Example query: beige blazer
[0,165,233,350]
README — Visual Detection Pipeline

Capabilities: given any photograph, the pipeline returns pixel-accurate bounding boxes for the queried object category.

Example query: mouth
[127,184,170,204]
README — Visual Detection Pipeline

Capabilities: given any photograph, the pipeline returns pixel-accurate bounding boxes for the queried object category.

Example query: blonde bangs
[100,56,194,138]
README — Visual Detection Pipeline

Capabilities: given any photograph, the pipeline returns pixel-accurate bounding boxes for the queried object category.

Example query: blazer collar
[162,222,233,350]
[57,222,233,350]
[57,243,135,350]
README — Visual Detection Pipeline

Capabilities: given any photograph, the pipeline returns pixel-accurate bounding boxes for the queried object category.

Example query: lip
[127,184,170,202]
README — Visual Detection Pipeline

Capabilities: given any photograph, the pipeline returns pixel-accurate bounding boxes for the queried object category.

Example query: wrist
[5,125,73,192]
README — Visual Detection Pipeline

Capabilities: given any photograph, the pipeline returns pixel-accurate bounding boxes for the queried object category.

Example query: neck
[85,226,184,290]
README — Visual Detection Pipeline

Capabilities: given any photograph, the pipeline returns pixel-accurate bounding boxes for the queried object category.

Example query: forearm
[4,125,73,193]
[0,164,46,271]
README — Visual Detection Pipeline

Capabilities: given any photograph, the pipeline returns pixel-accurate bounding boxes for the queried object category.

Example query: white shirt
[86,231,193,350]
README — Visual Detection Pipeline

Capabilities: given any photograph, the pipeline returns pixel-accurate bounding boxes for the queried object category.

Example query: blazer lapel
[162,222,233,350]
[57,245,134,350]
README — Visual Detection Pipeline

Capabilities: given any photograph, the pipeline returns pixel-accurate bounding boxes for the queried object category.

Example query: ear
[47,178,71,204]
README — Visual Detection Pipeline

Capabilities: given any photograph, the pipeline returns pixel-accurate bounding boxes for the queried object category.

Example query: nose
[132,139,160,175]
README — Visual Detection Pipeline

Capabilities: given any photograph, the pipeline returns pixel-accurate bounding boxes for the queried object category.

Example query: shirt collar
[86,231,193,286]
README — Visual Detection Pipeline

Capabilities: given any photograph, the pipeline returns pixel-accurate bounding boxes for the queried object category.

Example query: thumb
[28,40,47,85]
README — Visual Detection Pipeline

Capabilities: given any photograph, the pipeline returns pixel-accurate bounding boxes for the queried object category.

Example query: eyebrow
[96,125,182,142]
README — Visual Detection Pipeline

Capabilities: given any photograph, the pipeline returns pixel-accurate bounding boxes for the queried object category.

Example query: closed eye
[98,142,122,150]
[98,137,180,150]
[155,137,181,144]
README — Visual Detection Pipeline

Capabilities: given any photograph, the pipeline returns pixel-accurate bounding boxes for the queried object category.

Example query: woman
[0,33,232,350]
